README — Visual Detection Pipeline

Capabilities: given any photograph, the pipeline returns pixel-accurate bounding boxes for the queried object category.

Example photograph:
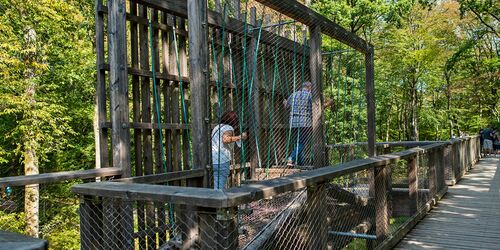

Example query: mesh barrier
[0,181,83,249]
[74,140,482,250]
[96,0,369,190]
[0,137,481,249]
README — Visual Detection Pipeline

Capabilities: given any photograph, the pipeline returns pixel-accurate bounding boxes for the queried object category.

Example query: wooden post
[365,47,376,158]
[306,184,328,249]
[248,7,261,179]
[310,25,326,169]
[95,0,109,169]
[407,156,418,215]
[184,0,209,247]
[199,207,238,249]
[365,47,377,248]
[374,165,388,244]
[80,197,103,249]
[107,0,131,177]
[188,0,210,178]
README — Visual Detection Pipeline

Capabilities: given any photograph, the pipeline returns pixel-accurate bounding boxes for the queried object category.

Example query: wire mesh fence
[73,138,481,250]
[0,181,83,249]
[96,0,369,190]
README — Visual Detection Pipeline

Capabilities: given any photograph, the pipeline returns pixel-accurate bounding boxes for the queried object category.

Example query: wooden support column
[305,184,328,249]
[407,156,418,215]
[248,7,261,179]
[374,165,388,244]
[80,197,103,249]
[365,47,376,158]
[107,0,131,177]
[95,0,109,169]
[184,1,209,248]
[310,25,326,169]
[188,0,210,181]
[365,47,377,248]
[199,207,238,250]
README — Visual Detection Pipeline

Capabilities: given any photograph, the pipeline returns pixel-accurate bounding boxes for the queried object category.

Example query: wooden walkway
[396,157,500,249]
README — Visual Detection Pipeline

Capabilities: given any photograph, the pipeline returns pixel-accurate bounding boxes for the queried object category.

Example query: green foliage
[0,0,96,175]
[0,210,26,233]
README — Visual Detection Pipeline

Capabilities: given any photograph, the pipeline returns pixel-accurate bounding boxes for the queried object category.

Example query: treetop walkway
[396,156,500,250]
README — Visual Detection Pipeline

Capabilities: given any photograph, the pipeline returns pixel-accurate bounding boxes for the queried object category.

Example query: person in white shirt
[212,111,247,189]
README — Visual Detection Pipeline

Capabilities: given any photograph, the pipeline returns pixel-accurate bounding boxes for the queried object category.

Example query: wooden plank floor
[396,157,500,250]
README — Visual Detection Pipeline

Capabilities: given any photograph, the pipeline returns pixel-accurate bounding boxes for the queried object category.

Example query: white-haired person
[283,82,333,167]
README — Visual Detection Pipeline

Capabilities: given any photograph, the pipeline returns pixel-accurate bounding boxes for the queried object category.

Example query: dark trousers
[288,127,312,165]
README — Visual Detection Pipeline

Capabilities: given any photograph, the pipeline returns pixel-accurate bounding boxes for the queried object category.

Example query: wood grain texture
[395,157,500,250]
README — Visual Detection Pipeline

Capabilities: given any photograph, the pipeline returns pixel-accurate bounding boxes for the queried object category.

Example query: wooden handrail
[72,142,451,208]
[114,169,205,184]
[0,167,123,187]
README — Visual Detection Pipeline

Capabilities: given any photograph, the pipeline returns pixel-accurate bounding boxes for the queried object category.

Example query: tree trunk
[23,27,40,238]
[24,146,39,237]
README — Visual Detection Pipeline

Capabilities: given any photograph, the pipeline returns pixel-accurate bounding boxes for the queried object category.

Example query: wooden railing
[71,136,481,250]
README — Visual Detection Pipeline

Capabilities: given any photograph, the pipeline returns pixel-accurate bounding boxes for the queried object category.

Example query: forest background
[0,0,498,248]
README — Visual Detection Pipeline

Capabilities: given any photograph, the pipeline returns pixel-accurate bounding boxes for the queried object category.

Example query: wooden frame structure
[96,0,376,178]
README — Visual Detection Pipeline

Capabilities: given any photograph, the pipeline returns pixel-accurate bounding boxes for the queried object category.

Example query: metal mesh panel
[0,182,82,249]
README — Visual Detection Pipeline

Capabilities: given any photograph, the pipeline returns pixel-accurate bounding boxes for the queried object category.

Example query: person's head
[302,81,312,91]
[221,111,239,128]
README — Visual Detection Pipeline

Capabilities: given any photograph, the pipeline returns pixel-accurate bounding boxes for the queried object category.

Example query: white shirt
[211,124,241,164]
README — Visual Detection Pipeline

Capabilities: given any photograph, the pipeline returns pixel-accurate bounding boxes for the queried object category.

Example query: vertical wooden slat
[179,18,191,171]
[95,0,109,169]
[168,15,182,175]
[152,10,162,176]
[130,0,141,179]
[310,25,326,168]
[138,5,155,249]
[248,7,261,179]
[130,3,145,248]
[161,13,173,174]
[107,0,131,175]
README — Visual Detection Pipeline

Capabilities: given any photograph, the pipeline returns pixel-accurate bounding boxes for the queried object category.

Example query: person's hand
[241,132,248,140]
[283,99,288,106]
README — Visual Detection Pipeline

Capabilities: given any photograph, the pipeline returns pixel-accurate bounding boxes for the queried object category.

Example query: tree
[0,0,95,238]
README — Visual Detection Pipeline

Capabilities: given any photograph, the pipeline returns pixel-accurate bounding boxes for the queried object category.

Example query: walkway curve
[396,157,500,249]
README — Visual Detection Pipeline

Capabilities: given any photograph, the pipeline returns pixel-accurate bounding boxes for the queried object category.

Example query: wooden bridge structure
[0,0,496,249]
[1,137,487,249]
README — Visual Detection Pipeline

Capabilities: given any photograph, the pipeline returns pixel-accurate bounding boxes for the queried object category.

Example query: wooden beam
[188,0,210,175]
[95,0,109,169]
[310,25,326,168]
[134,0,308,54]
[0,168,122,187]
[72,147,426,208]
[254,0,371,53]
[365,48,376,157]
[114,169,205,184]
[107,0,131,176]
